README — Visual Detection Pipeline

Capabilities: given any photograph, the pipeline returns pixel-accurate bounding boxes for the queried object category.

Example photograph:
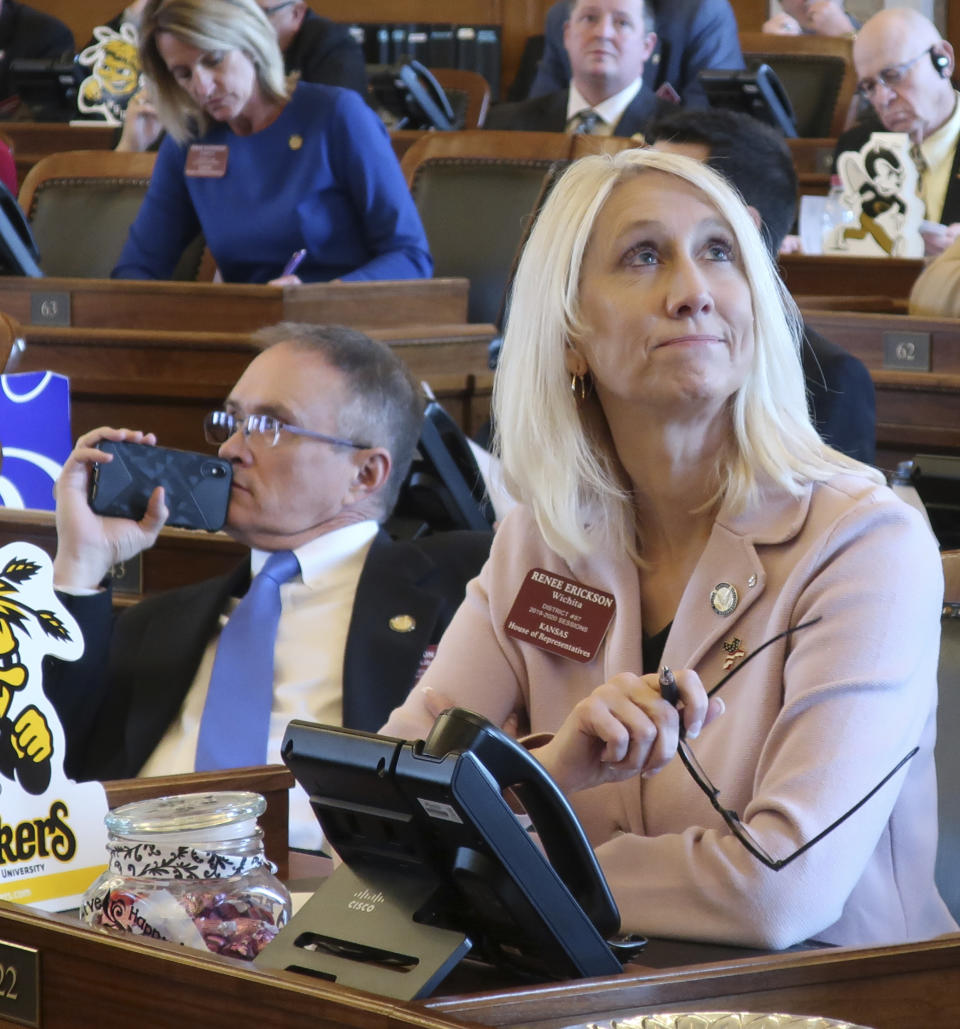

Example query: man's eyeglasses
[260,0,297,15]
[660,619,918,871]
[856,46,934,99]
[203,410,369,450]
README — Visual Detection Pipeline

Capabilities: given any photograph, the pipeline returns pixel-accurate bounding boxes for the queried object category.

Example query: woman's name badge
[185,144,228,177]
[504,568,615,663]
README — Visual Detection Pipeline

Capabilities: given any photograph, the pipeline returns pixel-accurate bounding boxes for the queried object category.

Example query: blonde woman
[383,148,955,950]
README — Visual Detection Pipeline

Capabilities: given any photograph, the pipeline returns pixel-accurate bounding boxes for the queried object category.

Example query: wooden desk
[424,935,960,1028]
[0,277,469,332]
[0,898,957,1028]
[779,256,924,301]
[4,320,496,443]
[801,309,960,469]
[0,508,246,599]
[1,122,117,185]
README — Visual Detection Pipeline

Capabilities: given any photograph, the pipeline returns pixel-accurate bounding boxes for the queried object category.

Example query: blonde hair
[493,148,882,564]
[140,0,290,142]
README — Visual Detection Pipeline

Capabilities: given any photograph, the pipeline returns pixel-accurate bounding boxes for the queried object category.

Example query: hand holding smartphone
[88,440,232,532]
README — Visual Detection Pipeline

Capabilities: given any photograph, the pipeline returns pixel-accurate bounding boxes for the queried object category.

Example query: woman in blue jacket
[114,0,431,285]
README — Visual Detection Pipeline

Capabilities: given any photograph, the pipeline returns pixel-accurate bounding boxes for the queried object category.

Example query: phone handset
[396,57,456,131]
[420,707,620,938]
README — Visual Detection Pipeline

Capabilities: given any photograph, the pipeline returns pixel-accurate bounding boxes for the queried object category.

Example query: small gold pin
[389,614,416,633]
[289,134,303,151]
[710,582,738,616]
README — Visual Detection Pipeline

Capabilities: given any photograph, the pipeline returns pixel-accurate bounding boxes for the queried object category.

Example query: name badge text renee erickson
[504,568,615,663]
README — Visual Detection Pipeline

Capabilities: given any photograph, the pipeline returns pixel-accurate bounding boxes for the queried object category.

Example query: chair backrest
[937,566,960,922]
[401,132,636,324]
[18,150,206,280]
[431,68,491,129]
[739,32,858,138]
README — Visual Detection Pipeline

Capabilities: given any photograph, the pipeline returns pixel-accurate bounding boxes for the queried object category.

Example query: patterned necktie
[195,549,300,771]
[911,141,929,197]
[572,109,601,135]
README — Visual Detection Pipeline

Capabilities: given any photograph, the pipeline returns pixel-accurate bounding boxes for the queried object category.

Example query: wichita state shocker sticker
[504,568,615,663]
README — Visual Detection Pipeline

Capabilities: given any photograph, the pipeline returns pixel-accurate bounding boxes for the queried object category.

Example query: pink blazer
[383,474,959,949]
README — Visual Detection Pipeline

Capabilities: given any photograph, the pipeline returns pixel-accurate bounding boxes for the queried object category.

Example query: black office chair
[389,398,495,539]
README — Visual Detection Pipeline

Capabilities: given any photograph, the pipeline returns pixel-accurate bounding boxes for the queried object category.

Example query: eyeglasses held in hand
[659,620,918,871]
[203,410,369,450]
[856,46,935,99]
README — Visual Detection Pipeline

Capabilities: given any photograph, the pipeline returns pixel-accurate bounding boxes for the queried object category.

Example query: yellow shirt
[918,90,960,221]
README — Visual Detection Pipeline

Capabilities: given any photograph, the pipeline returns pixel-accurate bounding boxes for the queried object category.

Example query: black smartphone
[88,440,233,532]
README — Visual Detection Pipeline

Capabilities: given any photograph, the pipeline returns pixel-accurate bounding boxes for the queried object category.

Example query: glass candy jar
[81,791,291,960]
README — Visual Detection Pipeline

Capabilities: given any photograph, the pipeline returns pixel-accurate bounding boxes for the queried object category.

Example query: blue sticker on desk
[504,568,615,663]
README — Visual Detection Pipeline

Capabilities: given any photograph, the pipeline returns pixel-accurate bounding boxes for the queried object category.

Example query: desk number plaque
[0,940,39,1027]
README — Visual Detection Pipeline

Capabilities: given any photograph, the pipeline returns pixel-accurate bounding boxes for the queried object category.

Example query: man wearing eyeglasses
[835,7,960,255]
[45,323,491,848]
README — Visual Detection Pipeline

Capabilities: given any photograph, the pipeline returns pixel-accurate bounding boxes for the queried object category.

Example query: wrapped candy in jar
[81,791,291,960]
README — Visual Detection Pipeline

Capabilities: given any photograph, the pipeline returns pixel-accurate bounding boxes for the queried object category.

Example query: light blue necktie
[572,109,601,134]
[195,549,300,771]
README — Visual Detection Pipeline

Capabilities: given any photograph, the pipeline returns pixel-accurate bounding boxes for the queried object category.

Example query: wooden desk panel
[0,277,469,332]
[5,321,495,444]
[799,309,960,469]
[800,310,960,373]
[0,508,246,598]
[779,256,924,301]
[0,898,957,1029]
[2,122,117,184]
[424,936,960,1029]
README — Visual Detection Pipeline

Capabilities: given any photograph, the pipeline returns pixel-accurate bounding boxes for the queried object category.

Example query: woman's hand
[53,427,169,590]
[532,669,724,794]
[116,87,163,153]
[762,12,802,34]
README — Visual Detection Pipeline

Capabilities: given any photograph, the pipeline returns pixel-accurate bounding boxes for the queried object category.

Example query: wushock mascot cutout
[0,543,108,911]
[826,131,925,257]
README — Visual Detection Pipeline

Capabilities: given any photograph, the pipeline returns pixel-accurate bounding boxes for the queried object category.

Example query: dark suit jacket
[528,0,743,108]
[835,114,960,226]
[484,86,673,138]
[285,10,368,96]
[44,529,491,782]
[802,324,876,465]
[0,0,74,99]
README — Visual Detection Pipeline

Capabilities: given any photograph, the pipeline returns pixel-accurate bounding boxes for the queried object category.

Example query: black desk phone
[256,708,644,998]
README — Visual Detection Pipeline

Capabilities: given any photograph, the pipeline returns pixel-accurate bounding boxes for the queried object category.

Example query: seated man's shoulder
[9,2,74,47]
[392,530,492,576]
[296,10,356,52]
[484,91,564,131]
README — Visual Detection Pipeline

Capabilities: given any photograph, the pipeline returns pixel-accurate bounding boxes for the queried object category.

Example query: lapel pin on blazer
[389,614,417,633]
[710,582,738,616]
[721,636,746,669]
[289,134,303,150]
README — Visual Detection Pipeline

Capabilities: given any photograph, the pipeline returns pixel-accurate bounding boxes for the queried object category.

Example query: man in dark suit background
[649,107,877,465]
[259,0,367,95]
[527,0,742,109]
[0,0,74,101]
[45,323,491,848]
[486,0,671,138]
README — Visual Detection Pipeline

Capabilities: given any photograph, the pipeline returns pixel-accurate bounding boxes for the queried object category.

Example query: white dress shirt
[140,520,379,849]
[565,77,643,136]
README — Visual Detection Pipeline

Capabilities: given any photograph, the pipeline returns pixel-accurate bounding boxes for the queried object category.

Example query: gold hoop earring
[570,372,590,401]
